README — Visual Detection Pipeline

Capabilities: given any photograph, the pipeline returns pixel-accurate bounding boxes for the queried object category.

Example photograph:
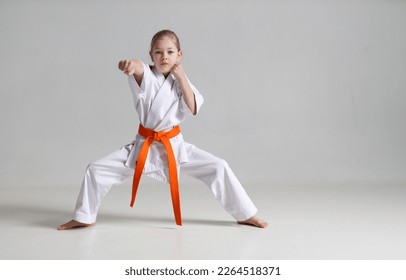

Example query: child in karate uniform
[58,30,267,230]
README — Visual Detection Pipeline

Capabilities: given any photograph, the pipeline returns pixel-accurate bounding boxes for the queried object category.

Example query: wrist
[175,74,187,83]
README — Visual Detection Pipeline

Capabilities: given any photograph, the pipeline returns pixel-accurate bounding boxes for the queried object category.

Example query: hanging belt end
[175,216,182,226]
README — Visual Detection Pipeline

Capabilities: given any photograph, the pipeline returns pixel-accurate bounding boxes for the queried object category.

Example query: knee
[86,161,99,175]
[211,158,229,174]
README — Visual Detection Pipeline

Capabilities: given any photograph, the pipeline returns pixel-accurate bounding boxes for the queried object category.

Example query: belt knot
[153,131,164,141]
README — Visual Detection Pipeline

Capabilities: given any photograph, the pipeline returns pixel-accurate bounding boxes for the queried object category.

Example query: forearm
[131,59,144,85]
[130,59,144,76]
[177,76,197,115]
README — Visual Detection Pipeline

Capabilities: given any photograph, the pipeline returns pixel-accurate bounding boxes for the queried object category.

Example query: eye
[154,51,161,55]
[168,51,174,54]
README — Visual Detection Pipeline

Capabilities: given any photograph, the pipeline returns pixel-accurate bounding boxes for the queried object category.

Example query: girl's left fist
[171,63,185,80]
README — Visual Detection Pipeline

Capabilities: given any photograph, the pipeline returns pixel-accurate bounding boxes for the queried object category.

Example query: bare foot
[238,216,268,228]
[57,220,95,230]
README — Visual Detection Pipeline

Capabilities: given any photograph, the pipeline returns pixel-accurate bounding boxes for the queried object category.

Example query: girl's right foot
[57,220,94,230]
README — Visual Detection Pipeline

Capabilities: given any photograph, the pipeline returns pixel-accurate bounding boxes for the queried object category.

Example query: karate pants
[73,142,258,224]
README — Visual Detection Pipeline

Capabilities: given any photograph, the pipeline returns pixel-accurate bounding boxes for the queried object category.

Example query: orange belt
[130,124,182,225]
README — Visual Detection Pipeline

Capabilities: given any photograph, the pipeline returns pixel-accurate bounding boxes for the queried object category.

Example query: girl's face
[150,36,182,76]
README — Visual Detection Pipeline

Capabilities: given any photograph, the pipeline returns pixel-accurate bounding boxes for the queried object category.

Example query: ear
[149,51,154,63]
[177,50,183,62]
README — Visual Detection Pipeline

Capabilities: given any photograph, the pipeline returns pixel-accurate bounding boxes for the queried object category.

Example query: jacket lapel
[145,69,176,128]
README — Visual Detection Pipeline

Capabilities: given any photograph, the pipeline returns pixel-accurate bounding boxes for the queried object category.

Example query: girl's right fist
[118,60,134,75]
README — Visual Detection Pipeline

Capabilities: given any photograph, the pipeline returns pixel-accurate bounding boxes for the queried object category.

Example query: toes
[57,221,74,230]
[57,224,69,230]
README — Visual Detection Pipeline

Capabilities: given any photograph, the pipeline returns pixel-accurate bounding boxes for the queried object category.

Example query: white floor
[1,180,405,260]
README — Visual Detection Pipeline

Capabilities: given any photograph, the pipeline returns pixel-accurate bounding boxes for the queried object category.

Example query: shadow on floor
[0,203,237,230]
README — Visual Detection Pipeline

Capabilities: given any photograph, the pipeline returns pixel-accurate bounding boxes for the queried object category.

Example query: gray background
[1,0,406,188]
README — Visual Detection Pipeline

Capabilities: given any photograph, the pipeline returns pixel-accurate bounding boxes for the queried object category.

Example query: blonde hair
[150,30,181,51]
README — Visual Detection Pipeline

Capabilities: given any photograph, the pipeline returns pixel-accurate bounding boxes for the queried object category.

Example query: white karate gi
[73,63,257,224]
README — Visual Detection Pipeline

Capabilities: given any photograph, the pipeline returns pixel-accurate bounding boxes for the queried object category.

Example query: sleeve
[127,62,151,96]
[179,77,205,115]
[127,63,152,110]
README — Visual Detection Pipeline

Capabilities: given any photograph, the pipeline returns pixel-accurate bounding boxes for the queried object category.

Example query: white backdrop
[1,0,405,188]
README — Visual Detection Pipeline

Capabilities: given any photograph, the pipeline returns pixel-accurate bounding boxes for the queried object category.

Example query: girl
[58,30,267,230]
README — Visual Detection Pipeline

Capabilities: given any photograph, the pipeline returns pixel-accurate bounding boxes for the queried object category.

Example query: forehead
[152,36,178,49]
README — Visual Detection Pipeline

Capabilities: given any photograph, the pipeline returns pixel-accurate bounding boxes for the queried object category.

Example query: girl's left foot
[238,216,268,228]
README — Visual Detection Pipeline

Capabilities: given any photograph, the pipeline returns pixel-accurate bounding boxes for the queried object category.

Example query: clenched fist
[170,63,186,81]
[118,60,136,75]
